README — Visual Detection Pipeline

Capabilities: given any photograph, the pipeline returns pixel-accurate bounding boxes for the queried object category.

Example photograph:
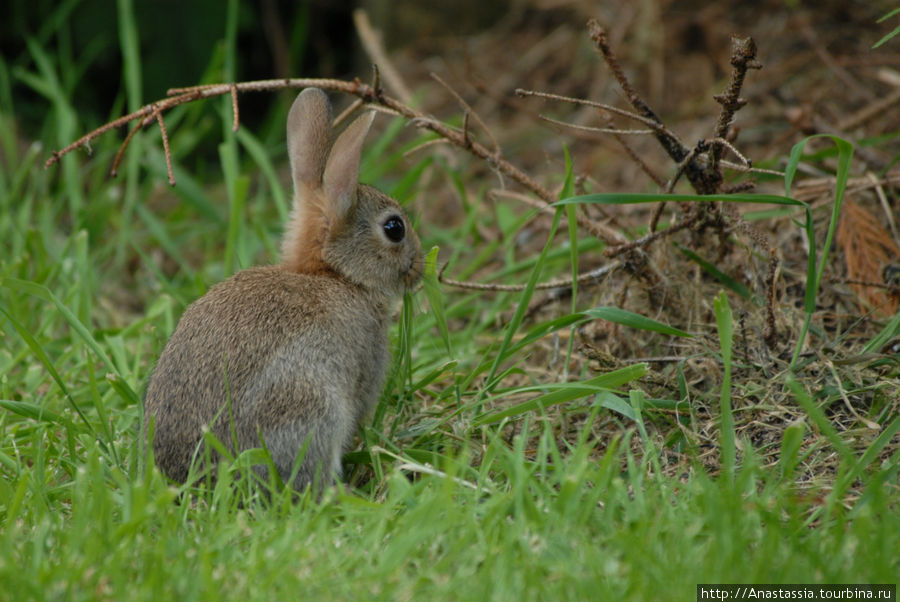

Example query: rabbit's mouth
[403,256,425,289]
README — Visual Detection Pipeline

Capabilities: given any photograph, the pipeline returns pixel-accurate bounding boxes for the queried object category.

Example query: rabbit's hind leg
[254,392,354,493]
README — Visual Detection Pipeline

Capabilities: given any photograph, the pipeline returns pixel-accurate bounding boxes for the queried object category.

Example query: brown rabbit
[144,88,423,492]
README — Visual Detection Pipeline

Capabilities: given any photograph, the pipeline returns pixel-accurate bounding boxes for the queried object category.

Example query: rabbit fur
[144,88,423,492]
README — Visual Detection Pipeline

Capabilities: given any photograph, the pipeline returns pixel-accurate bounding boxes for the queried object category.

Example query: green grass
[1,3,899,600]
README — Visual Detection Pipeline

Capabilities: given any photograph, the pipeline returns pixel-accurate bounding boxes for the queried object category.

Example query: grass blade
[473,363,648,426]
[676,243,755,303]
[422,246,452,355]
[585,306,692,337]
[777,419,806,482]
[1,278,120,377]
[562,148,579,376]
[0,307,104,451]
[784,135,854,367]
[785,375,854,464]
[479,207,563,402]
[236,127,289,221]
[0,400,75,429]
[863,310,900,353]
[714,291,735,482]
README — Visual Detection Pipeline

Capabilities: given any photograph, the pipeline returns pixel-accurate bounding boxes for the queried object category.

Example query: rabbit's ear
[287,88,333,193]
[323,110,375,219]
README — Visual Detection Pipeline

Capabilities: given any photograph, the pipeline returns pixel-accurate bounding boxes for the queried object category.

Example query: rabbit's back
[145,265,390,486]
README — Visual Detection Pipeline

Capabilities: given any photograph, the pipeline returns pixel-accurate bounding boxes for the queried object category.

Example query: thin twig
[153,107,176,186]
[710,37,761,173]
[109,119,144,178]
[649,201,667,233]
[869,171,899,242]
[587,19,690,166]
[598,110,666,190]
[516,88,681,141]
[353,9,414,104]
[489,189,627,246]
[719,160,783,177]
[537,114,654,136]
[48,99,171,170]
[604,215,700,258]
[801,25,874,102]
[720,181,758,194]
[837,87,900,131]
[830,277,900,293]
[439,262,622,292]
[432,72,501,156]
[665,145,703,193]
[333,97,365,128]
[230,84,240,132]
[403,137,452,158]
[462,111,471,148]
[709,136,753,168]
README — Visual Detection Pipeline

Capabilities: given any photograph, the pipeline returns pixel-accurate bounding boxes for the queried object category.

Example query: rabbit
[144,87,423,493]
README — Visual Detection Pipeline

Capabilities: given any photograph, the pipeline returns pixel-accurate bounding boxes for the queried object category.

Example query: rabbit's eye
[382,215,405,243]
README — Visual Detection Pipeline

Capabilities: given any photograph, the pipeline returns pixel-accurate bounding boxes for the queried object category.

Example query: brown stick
[587,19,690,166]
[46,77,625,245]
[439,261,622,292]
[230,84,240,132]
[154,108,176,186]
[46,78,542,193]
[710,37,761,174]
[604,216,700,258]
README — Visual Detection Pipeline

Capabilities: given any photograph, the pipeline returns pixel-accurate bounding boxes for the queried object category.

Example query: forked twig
[516,88,681,141]
[109,119,145,178]
[586,19,692,170]
[518,19,780,341]
[537,114,653,136]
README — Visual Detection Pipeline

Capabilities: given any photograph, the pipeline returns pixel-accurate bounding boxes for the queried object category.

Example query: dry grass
[355,1,900,493]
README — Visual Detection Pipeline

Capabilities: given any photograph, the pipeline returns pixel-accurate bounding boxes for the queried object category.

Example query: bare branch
[649,201,667,233]
[710,37,761,173]
[47,76,620,242]
[665,145,703,193]
[586,19,691,166]
[333,97,366,128]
